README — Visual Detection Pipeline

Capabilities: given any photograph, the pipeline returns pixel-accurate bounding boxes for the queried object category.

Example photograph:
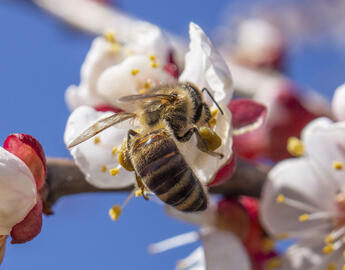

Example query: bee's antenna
[202,88,224,115]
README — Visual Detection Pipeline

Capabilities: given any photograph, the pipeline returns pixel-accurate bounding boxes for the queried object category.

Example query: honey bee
[67,82,224,212]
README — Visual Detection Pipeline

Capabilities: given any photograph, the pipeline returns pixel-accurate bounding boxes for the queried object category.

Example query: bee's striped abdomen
[130,129,207,212]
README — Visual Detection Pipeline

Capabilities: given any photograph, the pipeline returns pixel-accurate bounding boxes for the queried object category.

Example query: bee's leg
[192,127,224,159]
[135,173,150,200]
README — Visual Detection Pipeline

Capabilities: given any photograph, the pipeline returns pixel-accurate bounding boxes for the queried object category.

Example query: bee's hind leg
[135,173,150,200]
[192,127,224,159]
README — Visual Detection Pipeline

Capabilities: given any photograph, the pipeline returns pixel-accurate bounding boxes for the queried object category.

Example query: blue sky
[1,0,345,269]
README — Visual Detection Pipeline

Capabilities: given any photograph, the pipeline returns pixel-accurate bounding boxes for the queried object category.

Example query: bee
[67,82,224,212]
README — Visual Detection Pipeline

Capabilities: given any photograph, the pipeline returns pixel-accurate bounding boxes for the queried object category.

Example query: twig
[43,158,267,210]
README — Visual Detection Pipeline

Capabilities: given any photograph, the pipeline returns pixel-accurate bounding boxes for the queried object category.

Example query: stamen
[325,234,334,244]
[333,161,344,170]
[131,69,140,76]
[144,80,152,89]
[275,232,289,240]
[109,205,122,221]
[148,231,199,254]
[298,214,309,222]
[277,195,320,213]
[93,136,101,144]
[101,165,107,173]
[112,146,118,156]
[326,262,337,270]
[135,189,143,197]
[176,247,204,270]
[264,257,281,269]
[103,30,116,43]
[211,108,218,118]
[149,55,156,61]
[287,137,304,157]
[109,43,121,53]
[150,61,159,68]
[323,244,334,254]
[276,194,285,203]
[109,166,121,176]
[342,265,345,270]
[109,190,135,221]
[261,238,275,253]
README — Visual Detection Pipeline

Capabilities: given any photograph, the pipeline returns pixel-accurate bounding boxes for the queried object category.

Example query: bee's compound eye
[199,126,222,151]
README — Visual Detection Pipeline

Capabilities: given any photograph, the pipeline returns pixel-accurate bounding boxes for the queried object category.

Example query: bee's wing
[117,94,175,103]
[67,112,136,148]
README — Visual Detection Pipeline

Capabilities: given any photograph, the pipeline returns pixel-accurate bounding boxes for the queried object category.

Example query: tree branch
[43,158,267,209]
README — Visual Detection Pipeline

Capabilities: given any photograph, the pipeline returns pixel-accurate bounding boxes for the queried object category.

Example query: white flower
[332,83,345,122]
[65,22,234,188]
[149,206,251,270]
[0,147,37,235]
[66,24,171,110]
[260,116,345,269]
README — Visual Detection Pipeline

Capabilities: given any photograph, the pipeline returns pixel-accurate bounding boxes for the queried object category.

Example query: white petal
[302,117,345,189]
[332,83,345,121]
[0,148,37,235]
[282,237,343,270]
[261,158,337,238]
[125,24,170,65]
[66,36,125,110]
[179,23,233,107]
[97,55,175,110]
[200,230,251,270]
[178,108,233,185]
[64,106,135,188]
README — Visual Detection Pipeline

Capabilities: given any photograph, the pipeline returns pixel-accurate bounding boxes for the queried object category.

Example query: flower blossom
[149,197,280,270]
[0,134,46,264]
[260,84,345,269]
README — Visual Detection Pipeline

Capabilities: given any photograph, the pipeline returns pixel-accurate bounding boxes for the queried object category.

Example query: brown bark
[43,158,267,210]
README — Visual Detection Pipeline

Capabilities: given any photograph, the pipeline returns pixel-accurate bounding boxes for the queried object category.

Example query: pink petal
[228,99,266,135]
[164,50,180,79]
[94,104,122,113]
[3,134,46,190]
[10,195,42,244]
[207,154,236,187]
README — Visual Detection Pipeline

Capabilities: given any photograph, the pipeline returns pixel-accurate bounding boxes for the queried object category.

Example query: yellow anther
[198,126,222,151]
[343,250,345,259]
[118,148,134,171]
[109,204,122,221]
[208,118,217,128]
[94,137,101,144]
[325,234,334,244]
[261,238,275,254]
[342,264,345,270]
[101,165,107,173]
[275,232,289,240]
[109,167,120,176]
[150,61,159,68]
[276,194,285,204]
[149,55,156,61]
[323,244,334,254]
[103,30,116,43]
[326,262,337,270]
[109,43,121,53]
[287,137,304,157]
[131,69,140,76]
[144,81,152,89]
[112,146,118,156]
[333,161,344,170]
[135,189,143,197]
[264,257,281,269]
[298,214,309,222]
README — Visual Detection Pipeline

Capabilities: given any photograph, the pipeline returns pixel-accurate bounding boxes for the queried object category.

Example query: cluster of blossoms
[0,134,46,264]
[261,84,345,270]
